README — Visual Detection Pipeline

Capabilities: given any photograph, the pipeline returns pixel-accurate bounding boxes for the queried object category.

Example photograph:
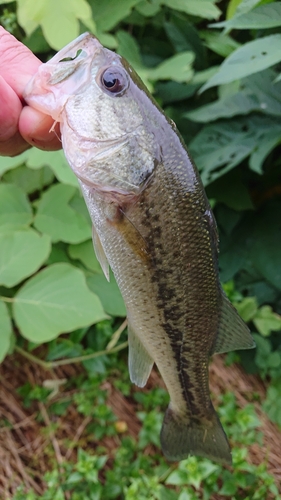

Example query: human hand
[0,27,61,156]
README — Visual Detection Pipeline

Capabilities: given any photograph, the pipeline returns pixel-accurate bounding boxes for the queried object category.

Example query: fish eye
[100,67,128,95]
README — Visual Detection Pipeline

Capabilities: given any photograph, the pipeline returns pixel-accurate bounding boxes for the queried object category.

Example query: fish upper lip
[49,32,102,64]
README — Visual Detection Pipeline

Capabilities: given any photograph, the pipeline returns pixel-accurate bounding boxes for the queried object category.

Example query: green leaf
[13,263,107,342]
[90,0,141,32]
[188,118,255,185]
[201,35,281,92]
[207,169,254,211]
[0,184,33,231]
[263,381,281,425]
[34,184,91,244]
[249,130,281,174]
[68,240,101,273]
[231,0,262,17]
[253,306,281,337]
[149,52,195,82]
[136,0,161,16]
[17,0,95,50]
[200,31,240,58]
[233,297,258,323]
[188,70,281,122]
[3,165,54,194]
[26,149,78,187]
[213,2,281,30]
[117,30,143,69]
[187,93,257,122]
[166,469,189,486]
[188,115,281,184]
[0,230,51,287]
[87,272,126,317]
[0,301,12,363]
[0,151,28,176]
[250,202,281,291]
[161,0,221,19]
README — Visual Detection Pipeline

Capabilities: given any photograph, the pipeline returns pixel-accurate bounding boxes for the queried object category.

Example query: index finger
[0,27,41,98]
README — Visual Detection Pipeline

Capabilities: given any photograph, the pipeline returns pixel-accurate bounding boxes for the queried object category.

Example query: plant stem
[15,341,128,370]
[0,296,14,303]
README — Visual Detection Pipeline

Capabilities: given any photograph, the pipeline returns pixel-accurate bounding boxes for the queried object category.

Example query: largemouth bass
[24,33,255,465]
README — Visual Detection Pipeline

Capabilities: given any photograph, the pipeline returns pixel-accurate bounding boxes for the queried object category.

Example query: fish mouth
[23,33,104,118]
[47,32,102,66]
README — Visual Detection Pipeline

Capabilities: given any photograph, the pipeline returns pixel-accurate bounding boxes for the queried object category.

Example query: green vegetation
[1,0,281,497]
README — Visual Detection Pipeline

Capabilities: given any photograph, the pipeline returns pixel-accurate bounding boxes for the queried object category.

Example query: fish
[24,33,255,465]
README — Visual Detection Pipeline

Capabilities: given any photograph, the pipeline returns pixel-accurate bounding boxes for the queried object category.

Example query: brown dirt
[0,352,280,499]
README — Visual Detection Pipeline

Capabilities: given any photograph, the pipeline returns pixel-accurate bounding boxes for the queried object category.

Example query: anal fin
[92,226,110,281]
[211,293,255,355]
[128,322,154,388]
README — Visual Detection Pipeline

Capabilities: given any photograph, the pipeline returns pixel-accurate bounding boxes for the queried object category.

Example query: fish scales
[24,33,255,464]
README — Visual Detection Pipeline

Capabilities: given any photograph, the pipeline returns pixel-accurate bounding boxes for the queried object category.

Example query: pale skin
[0,27,61,156]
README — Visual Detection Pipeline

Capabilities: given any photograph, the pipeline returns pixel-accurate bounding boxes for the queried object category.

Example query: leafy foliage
[1,0,281,496]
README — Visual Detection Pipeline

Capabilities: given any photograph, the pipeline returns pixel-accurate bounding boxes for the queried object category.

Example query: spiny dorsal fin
[211,293,255,355]
[128,321,154,388]
[92,225,110,281]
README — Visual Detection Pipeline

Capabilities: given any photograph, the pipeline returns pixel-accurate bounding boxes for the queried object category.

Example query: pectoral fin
[128,322,154,388]
[92,226,110,281]
[211,293,255,355]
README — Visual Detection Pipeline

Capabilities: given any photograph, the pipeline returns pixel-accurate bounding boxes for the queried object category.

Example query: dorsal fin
[128,321,154,388]
[92,225,110,281]
[211,293,255,355]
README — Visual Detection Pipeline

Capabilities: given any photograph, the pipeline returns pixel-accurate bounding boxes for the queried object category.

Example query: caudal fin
[160,405,232,465]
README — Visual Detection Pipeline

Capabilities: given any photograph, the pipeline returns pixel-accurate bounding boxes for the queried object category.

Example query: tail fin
[160,405,232,465]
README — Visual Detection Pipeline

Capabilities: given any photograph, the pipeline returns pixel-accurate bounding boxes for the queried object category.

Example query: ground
[0,352,281,498]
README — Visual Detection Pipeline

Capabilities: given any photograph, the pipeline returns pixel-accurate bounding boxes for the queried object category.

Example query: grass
[0,322,281,499]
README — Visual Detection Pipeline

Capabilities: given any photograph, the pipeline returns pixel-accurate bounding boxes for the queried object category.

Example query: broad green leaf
[249,130,281,174]
[164,19,206,64]
[263,381,281,426]
[188,115,281,184]
[188,70,281,122]
[17,0,95,50]
[26,148,78,187]
[250,202,281,291]
[149,52,195,82]
[188,119,255,185]
[116,31,153,91]
[0,230,51,287]
[34,184,91,244]
[234,297,258,323]
[117,30,143,69]
[0,301,12,363]
[201,35,281,92]
[136,0,161,16]
[13,263,107,342]
[0,184,33,231]
[68,240,101,273]
[235,0,267,16]
[161,0,221,19]
[3,165,54,194]
[214,3,281,30]
[90,0,141,32]
[156,81,199,104]
[253,306,281,337]
[0,151,28,176]
[87,272,126,317]
[187,93,257,122]
[166,469,188,486]
[207,169,254,211]
[200,31,240,58]
[226,0,245,18]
